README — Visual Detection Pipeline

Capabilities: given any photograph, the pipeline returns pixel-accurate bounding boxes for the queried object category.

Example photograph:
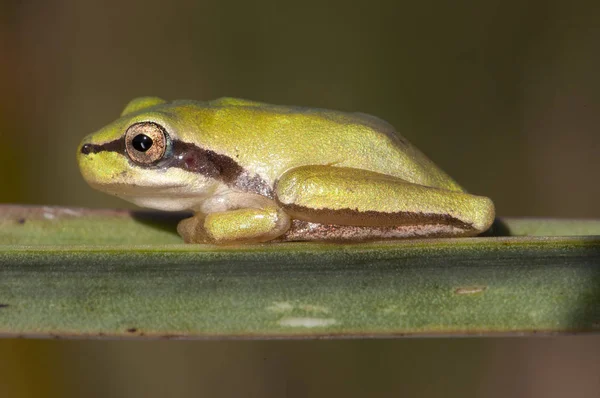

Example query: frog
[77,97,495,244]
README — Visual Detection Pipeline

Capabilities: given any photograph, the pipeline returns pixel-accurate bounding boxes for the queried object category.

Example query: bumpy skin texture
[77,97,495,244]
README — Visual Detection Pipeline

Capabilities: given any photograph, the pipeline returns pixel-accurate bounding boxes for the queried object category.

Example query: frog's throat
[80,136,273,196]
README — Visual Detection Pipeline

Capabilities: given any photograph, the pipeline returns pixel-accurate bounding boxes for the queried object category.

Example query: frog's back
[172,99,464,192]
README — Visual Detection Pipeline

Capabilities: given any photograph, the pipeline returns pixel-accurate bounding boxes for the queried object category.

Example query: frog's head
[77,97,222,211]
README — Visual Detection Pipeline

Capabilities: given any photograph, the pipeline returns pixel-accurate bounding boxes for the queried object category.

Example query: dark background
[1,1,599,396]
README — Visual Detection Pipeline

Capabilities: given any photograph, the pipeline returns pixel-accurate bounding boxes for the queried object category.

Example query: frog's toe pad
[177,216,206,243]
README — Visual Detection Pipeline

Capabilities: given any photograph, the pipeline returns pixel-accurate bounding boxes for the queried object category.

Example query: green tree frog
[77,97,495,244]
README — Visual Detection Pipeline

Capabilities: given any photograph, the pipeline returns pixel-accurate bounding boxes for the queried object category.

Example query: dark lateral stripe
[278,202,475,230]
[80,139,125,155]
[80,137,271,195]
[169,140,243,184]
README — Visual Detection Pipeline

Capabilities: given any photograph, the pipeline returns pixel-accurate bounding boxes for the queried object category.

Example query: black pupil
[132,134,153,152]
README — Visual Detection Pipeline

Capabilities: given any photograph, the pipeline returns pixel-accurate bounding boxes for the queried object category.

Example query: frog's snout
[78,138,104,156]
[77,132,102,157]
[80,143,93,155]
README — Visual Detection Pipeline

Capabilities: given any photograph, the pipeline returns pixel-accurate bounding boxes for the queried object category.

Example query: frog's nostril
[81,143,93,155]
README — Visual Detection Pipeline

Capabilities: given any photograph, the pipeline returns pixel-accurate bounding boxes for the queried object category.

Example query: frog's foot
[177,207,291,244]
[278,220,478,242]
[177,215,207,244]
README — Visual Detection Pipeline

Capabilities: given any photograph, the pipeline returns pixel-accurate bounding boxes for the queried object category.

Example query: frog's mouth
[83,173,216,198]
[86,180,215,212]
[78,146,219,209]
[87,181,189,196]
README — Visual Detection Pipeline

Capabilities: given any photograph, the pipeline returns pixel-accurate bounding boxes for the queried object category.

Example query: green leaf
[1,205,599,338]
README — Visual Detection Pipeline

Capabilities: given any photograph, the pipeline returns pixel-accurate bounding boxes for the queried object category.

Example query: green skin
[77,97,495,244]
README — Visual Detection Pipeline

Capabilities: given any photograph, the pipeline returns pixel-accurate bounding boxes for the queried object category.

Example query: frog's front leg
[177,205,291,244]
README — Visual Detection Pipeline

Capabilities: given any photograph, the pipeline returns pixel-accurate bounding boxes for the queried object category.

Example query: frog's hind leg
[274,165,495,237]
[278,220,470,242]
[275,220,474,242]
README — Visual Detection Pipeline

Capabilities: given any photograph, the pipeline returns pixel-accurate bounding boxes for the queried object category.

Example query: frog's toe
[177,216,208,244]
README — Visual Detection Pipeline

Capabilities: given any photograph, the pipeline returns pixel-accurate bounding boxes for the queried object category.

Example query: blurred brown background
[1,0,599,397]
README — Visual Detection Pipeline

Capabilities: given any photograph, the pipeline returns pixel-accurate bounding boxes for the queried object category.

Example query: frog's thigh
[275,166,495,234]
[177,207,291,244]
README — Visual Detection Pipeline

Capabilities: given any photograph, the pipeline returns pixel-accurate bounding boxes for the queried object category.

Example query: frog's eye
[125,122,167,164]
